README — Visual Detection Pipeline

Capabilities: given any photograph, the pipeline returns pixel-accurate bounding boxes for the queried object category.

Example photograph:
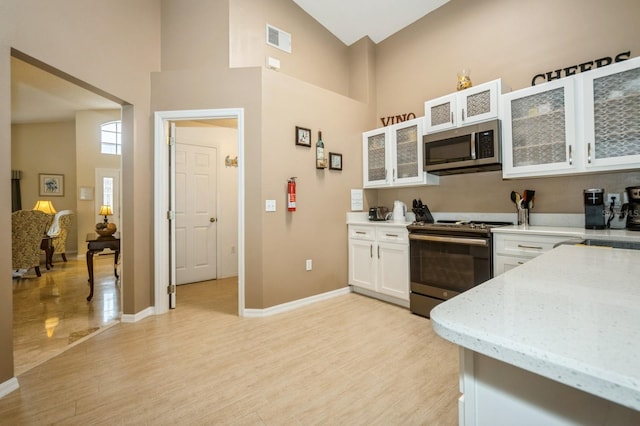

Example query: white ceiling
[293,0,449,45]
[11,1,449,123]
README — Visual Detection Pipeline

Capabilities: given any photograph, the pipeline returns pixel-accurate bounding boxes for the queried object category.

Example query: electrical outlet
[606,193,619,206]
[305,259,312,271]
[265,199,276,212]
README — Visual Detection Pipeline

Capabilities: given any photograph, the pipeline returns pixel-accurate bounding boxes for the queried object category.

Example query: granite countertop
[346,212,412,227]
[493,224,640,242]
[430,244,640,411]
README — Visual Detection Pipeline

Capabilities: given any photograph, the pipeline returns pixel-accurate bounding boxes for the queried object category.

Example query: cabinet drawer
[494,234,574,258]
[495,254,530,275]
[349,225,375,241]
[376,227,408,244]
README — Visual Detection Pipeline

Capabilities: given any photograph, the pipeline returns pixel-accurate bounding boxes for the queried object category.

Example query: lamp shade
[99,205,113,216]
[33,200,56,214]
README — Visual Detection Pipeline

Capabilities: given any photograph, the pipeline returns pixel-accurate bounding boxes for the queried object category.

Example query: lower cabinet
[348,224,409,305]
[459,348,640,425]
[493,232,580,276]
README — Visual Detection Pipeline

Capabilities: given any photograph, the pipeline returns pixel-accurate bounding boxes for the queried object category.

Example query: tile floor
[12,254,121,376]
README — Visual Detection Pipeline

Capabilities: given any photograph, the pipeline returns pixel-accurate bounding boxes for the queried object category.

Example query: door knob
[210,217,216,223]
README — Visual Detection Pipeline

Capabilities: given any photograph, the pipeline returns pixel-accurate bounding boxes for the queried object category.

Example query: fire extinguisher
[287,177,297,212]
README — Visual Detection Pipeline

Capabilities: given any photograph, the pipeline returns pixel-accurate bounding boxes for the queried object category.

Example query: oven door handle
[409,234,488,247]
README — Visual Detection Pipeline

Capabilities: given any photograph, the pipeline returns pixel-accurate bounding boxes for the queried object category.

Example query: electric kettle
[393,200,407,223]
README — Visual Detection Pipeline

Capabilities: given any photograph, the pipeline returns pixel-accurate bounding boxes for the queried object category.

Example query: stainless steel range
[408,219,511,318]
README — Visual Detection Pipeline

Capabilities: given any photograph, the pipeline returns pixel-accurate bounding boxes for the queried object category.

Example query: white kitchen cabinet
[493,232,579,276]
[581,56,640,172]
[348,226,376,291]
[502,56,640,178]
[362,127,388,187]
[424,79,503,133]
[501,78,578,178]
[348,224,409,305]
[362,117,438,188]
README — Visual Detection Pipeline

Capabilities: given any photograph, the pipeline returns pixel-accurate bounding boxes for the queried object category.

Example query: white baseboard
[121,306,155,323]
[243,286,351,318]
[0,377,19,399]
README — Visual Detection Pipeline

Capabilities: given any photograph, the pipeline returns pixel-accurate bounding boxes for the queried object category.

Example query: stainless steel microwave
[423,119,501,175]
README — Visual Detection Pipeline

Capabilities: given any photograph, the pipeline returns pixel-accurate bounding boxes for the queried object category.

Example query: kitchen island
[431,244,640,425]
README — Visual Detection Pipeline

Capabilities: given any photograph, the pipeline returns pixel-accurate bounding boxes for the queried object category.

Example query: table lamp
[96,205,117,236]
[33,200,56,214]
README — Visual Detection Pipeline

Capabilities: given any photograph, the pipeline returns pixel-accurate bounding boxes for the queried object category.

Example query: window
[102,177,114,207]
[101,120,121,155]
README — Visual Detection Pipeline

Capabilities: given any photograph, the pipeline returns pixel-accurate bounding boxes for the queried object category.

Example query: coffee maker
[584,188,605,229]
[622,186,640,231]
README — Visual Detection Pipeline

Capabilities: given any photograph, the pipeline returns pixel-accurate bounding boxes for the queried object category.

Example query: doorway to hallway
[154,109,245,315]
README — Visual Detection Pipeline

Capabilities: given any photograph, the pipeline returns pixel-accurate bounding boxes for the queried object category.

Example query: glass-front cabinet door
[459,79,501,126]
[390,117,424,185]
[425,79,503,134]
[363,128,389,187]
[582,57,640,171]
[502,78,577,178]
[425,93,457,133]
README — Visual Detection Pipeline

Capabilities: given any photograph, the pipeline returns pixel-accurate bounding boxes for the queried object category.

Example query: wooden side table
[86,233,120,301]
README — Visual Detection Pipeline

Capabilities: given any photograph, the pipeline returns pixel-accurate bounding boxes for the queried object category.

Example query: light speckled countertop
[493,224,640,242]
[431,244,640,411]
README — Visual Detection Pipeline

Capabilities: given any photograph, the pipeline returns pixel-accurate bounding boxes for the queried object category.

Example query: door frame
[153,108,245,316]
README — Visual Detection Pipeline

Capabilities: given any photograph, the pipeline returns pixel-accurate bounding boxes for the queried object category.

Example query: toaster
[369,206,390,221]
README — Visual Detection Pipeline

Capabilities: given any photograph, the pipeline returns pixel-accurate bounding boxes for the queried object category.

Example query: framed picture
[39,173,64,196]
[295,126,311,147]
[329,152,342,170]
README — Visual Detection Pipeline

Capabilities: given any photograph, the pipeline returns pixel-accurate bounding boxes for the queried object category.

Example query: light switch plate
[265,199,276,212]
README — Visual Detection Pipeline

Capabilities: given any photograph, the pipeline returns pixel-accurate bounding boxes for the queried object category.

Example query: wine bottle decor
[316,130,327,169]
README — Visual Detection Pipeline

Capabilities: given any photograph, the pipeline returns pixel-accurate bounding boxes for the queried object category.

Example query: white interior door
[175,139,218,284]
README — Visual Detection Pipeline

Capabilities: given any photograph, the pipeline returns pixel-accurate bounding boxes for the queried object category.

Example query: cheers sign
[531,50,631,86]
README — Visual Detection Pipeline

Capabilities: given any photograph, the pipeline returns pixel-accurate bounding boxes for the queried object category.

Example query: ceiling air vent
[266,24,291,53]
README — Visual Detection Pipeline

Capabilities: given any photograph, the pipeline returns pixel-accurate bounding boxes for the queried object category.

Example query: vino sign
[531,50,631,86]
[380,112,416,127]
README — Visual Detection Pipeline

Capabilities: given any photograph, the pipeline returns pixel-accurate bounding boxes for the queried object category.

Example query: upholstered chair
[51,213,73,262]
[12,210,52,277]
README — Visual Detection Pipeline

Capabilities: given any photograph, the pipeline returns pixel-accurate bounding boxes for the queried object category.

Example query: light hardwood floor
[3,271,459,424]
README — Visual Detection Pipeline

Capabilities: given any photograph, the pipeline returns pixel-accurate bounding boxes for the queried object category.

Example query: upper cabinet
[424,79,504,133]
[502,56,640,178]
[582,57,640,172]
[502,78,577,178]
[362,117,439,188]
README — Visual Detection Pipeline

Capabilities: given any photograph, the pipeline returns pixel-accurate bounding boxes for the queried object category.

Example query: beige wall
[75,110,122,254]
[154,0,370,309]
[229,0,351,97]
[11,121,79,254]
[1,0,161,384]
[370,0,640,214]
[151,66,265,306]
[260,70,368,306]
[11,111,122,258]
